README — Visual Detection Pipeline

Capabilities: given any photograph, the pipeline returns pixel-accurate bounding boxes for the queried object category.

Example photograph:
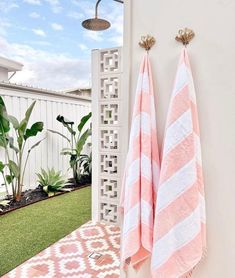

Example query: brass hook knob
[139,35,156,51]
[175,28,195,46]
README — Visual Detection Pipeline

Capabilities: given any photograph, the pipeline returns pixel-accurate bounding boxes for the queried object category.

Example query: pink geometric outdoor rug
[3,221,120,278]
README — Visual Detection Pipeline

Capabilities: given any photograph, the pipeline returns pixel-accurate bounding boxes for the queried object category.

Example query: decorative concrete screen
[92,47,124,225]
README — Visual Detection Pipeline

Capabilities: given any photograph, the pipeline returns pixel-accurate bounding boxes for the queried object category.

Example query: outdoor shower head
[82,18,110,31]
[82,0,123,31]
[82,0,111,31]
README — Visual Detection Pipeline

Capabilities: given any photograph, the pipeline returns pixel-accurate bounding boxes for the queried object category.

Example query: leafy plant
[48,112,91,182]
[78,153,92,178]
[0,97,44,201]
[0,161,9,197]
[37,168,66,197]
[0,199,10,212]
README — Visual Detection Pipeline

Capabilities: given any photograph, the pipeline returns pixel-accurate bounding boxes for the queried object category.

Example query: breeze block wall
[92,47,125,225]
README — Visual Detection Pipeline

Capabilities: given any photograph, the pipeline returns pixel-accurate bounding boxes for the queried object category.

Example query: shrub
[37,168,66,197]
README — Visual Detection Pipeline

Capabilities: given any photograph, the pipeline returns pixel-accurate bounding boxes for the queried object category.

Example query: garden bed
[0,176,91,215]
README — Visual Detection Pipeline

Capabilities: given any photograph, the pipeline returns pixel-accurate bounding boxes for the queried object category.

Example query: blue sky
[0,0,123,90]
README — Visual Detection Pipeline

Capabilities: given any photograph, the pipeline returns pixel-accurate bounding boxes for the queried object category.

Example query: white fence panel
[0,86,91,198]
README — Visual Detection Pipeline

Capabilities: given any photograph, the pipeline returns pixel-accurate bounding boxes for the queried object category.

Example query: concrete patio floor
[3,221,120,278]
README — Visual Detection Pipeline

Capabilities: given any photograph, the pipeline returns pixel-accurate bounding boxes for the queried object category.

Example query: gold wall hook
[139,35,156,51]
[175,28,195,46]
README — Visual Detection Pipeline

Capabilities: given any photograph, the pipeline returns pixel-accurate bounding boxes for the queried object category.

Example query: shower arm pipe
[95,0,102,18]
[95,0,123,18]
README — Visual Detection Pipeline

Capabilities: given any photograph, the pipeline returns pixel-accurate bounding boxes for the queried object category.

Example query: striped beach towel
[120,53,160,270]
[151,48,206,277]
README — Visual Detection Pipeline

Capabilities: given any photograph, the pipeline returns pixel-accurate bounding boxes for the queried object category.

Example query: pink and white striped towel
[120,53,160,270]
[151,48,206,277]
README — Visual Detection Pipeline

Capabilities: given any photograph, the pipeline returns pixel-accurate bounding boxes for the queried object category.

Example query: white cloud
[0,19,11,36]
[84,31,103,42]
[0,1,19,13]
[32,29,46,37]
[51,23,63,31]
[0,37,90,90]
[67,11,83,20]
[24,0,41,5]
[71,0,94,18]
[29,41,51,46]
[107,14,123,45]
[45,0,62,13]
[29,12,40,18]
[78,43,88,51]
[71,0,79,5]
[104,3,123,46]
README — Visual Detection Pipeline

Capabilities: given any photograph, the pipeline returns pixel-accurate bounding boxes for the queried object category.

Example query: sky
[0,0,123,90]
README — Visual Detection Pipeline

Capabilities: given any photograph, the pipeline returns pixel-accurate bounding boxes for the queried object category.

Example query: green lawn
[0,186,91,276]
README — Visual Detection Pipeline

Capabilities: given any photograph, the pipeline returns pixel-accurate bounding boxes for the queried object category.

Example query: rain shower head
[82,0,123,31]
[82,18,110,31]
[82,0,111,31]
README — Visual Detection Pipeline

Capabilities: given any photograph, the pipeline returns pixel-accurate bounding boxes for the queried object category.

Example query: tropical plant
[0,161,9,197]
[48,112,92,182]
[0,97,44,201]
[78,153,92,178]
[36,168,66,197]
[0,199,10,212]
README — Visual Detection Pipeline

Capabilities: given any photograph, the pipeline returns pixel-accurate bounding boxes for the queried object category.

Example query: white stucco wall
[122,0,235,277]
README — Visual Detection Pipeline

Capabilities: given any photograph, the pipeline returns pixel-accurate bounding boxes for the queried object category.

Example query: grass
[0,186,91,276]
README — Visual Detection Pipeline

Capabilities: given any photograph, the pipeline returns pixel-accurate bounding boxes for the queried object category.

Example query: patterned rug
[3,221,120,278]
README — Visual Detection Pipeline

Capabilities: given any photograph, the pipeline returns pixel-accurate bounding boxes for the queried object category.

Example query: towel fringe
[198,248,208,268]
[182,270,193,278]
[181,248,207,278]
